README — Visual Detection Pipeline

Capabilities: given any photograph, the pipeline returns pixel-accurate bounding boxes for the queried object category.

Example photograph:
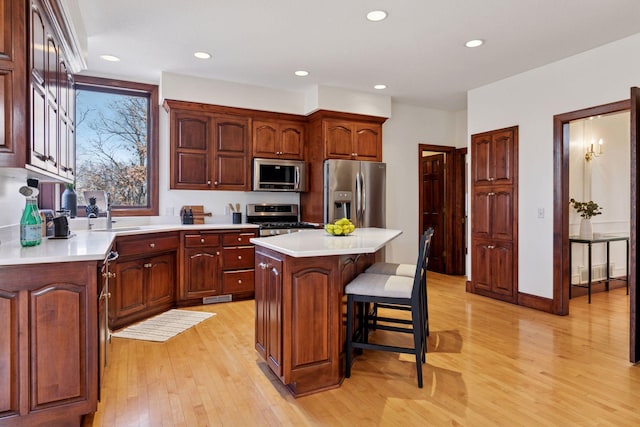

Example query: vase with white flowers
[569,198,602,239]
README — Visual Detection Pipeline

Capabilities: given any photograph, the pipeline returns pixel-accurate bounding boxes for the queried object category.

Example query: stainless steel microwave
[253,158,306,192]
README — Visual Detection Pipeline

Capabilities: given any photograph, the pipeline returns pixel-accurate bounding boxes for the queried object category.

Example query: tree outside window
[74,76,158,216]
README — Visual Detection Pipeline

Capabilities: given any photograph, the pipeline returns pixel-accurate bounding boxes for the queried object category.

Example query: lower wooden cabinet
[110,233,179,330]
[254,250,283,377]
[470,239,515,302]
[179,229,256,305]
[0,261,98,426]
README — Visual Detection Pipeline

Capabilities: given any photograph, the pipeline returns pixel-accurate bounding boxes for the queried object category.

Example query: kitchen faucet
[105,192,113,230]
[87,213,97,230]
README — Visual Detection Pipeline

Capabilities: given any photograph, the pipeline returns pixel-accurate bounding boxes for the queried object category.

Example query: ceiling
[74,0,640,111]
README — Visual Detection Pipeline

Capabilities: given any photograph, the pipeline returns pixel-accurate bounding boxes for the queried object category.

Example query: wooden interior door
[421,153,446,273]
[630,86,639,363]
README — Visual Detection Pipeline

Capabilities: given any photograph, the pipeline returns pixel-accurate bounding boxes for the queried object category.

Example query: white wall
[468,32,640,299]
[382,102,464,264]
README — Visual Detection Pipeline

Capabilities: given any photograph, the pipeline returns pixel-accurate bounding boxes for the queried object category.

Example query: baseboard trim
[518,292,554,313]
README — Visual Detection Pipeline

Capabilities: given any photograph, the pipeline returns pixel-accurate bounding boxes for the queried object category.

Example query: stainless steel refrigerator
[324,159,386,228]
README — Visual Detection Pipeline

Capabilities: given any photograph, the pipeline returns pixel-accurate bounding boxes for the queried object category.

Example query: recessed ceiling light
[366,10,388,22]
[465,39,484,48]
[194,51,211,59]
[294,70,309,77]
[374,84,387,90]
[100,54,120,62]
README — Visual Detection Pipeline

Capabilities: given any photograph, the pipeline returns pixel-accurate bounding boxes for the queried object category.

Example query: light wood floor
[84,273,640,426]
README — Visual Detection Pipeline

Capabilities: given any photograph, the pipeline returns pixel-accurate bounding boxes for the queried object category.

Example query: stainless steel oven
[246,203,320,236]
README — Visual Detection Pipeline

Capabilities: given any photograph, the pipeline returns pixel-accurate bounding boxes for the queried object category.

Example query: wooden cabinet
[179,229,256,305]
[323,119,382,161]
[254,249,283,377]
[110,233,179,329]
[301,110,387,223]
[180,232,222,301]
[165,100,251,191]
[221,231,256,296]
[254,247,377,397]
[253,119,305,159]
[0,0,79,182]
[470,126,518,303]
[0,261,98,426]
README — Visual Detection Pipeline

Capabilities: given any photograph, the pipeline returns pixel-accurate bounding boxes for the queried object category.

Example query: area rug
[112,309,215,342]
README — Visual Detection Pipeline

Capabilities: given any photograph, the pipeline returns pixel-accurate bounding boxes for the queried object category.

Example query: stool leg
[345,295,354,378]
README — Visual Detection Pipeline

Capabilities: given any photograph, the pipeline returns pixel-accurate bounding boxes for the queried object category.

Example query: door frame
[418,144,466,275]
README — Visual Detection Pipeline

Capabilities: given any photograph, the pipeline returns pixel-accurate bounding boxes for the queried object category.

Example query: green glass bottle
[20,196,42,247]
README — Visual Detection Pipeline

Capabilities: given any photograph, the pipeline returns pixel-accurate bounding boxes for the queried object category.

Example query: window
[73,76,159,216]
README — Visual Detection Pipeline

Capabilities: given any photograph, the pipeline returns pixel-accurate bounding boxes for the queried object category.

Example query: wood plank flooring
[84,273,640,426]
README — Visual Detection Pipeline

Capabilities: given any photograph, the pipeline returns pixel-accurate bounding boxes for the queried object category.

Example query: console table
[569,235,629,303]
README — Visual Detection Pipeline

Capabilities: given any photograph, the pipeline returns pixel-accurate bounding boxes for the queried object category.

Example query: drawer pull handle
[238,255,242,260]
[201,238,205,243]
[149,243,156,248]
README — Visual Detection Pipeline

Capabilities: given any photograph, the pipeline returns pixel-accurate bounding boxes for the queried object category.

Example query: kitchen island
[250,228,402,397]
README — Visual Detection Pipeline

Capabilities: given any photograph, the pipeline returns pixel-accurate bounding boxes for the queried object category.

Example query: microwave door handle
[295,166,300,190]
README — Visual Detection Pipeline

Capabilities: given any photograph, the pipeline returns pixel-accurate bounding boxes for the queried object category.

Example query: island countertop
[250,227,402,258]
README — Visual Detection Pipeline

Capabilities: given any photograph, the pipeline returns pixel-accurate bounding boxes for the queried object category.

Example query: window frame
[73,75,159,217]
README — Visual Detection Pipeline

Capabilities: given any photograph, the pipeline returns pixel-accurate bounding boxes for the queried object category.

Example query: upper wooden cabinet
[471,128,516,187]
[0,0,80,182]
[253,120,305,160]
[323,120,382,161]
[165,100,251,191]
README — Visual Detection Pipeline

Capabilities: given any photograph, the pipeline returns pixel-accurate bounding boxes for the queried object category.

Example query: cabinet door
[353,123,381,161]
[111,259,146,322]
[492,189,514,241]
[471,240,493,293]
[279,122,304,159]
[30,83,48,169]
[171,111,212,189]
[471,190,492,239]
[492,129,515,185]
[254,251,282,377]
[253,120,278,158]
[471,133,492,185]
[183,247,221,299]
[324,120,354,159]
[146,253,175,308]
[213,117,249,190]
[0,288,19,417]
[490,242,514,297]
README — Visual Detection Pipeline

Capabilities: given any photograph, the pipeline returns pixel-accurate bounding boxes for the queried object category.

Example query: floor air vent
[578,263,615,283]
[202,295,232,304]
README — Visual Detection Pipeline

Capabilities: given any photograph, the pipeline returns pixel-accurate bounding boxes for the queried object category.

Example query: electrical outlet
[537,208,544,219]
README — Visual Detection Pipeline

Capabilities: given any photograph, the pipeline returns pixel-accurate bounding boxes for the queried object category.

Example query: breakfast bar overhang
[250,228,402,397]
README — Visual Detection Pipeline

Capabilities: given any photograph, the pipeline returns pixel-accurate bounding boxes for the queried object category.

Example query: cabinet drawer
[116,233,179,257]
[223,246,255,270]
[223,270,254,294]
[185,233,221,247]
[223,232,256,246]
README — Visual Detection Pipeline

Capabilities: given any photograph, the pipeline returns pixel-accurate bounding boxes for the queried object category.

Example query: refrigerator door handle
[355,171,362,226]
[360,171,366,226]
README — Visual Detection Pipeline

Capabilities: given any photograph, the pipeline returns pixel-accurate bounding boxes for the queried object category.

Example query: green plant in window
[569,198,603,219]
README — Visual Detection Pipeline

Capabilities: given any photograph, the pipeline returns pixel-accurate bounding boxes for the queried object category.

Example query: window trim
[73,75,159,217]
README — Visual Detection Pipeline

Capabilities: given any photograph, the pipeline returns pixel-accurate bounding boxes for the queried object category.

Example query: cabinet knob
[488,245,495,249]
[237,279,242,284]
[238,255,242,260]
[201,238,205,243]
[488,192,495,196]
[144,263,152,268]
[207,180,211,185]
[214,181,219,186]
[258,262,267,269]
[237,237,242,241]
[488,177,495,181]
[149,243,155,248]
[216,251,220,256]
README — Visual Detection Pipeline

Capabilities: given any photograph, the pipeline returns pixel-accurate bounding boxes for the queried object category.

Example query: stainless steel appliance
[247,203,320,236]
[253,158,306,192]
[324,159,386,228]
[99,250,118,392]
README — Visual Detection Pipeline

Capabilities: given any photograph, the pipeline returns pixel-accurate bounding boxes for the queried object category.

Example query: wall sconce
[585,138,604,161]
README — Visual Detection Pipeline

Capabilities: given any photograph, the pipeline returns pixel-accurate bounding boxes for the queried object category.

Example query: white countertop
[250,228,402,258]
[0,223,259,266]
